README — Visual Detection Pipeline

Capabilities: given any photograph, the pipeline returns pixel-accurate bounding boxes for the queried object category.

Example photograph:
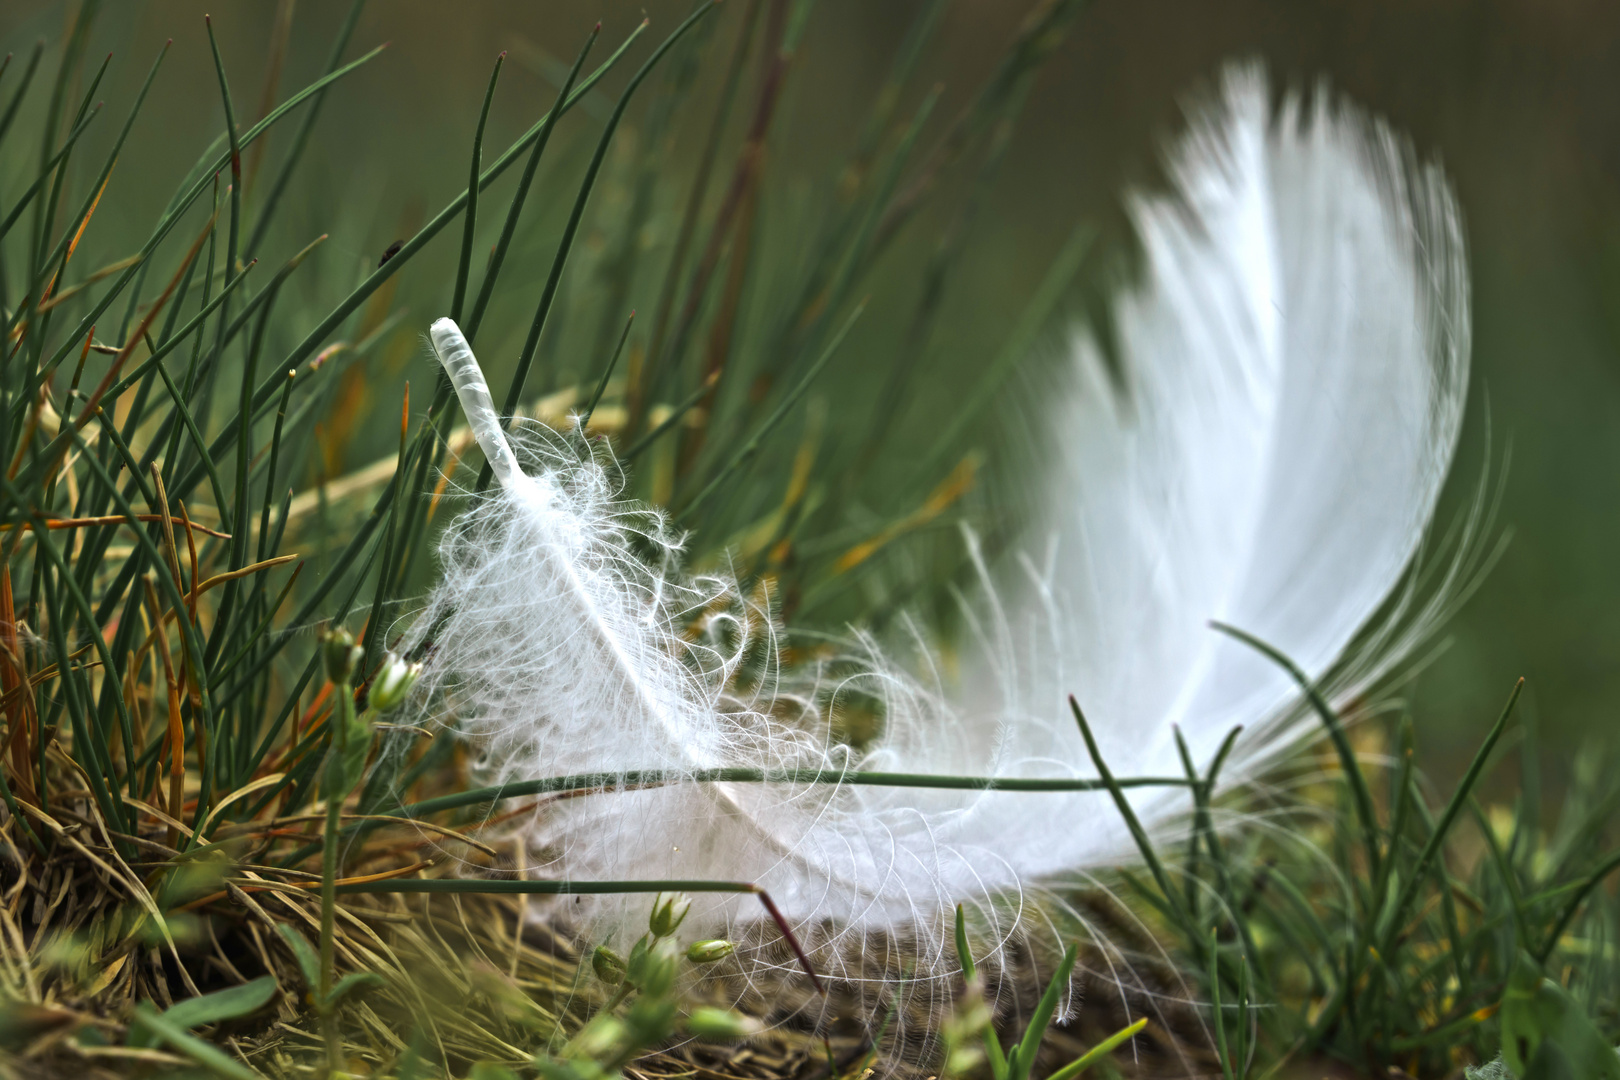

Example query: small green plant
[1072,637,1620,1076]
[126,974,277,1078]
[946,903,1147,1079]
[307,625,411,1069]
[1491,952,1620,1079]
[533,893,751,1079]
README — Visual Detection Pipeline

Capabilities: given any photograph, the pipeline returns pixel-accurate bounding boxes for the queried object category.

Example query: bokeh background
[3,0,1617,792]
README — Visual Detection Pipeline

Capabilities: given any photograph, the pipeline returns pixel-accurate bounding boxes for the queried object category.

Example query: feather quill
[408,65,1470,969]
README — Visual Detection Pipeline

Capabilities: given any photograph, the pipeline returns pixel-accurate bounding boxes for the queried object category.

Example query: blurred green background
[3,0,1616,790]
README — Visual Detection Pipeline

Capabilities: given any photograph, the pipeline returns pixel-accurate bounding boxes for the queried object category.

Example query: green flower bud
[320,626,362,684]
[685,939,736,964]
[564,1014,627,1062]
[684,1006,762,1041]
[627,939,680,998]
[591,945,627,987]
[625,994,679,1046]
[368,651,423,713]
[635,939,680,1003]
[647,892,691,937]
[947,1045,986,1077]
[625,936,650,978]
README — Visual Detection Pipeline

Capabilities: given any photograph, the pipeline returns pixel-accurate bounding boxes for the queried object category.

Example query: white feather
[408,64,1470,971]
[416,319,835,912]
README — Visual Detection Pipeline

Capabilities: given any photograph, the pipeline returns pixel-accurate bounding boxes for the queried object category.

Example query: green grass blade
[792,80,941,391]
[293,765,1190,862]
[157,175,223,482]
[26,12,89,275]
[954,903,975,980]
[239,659,320,816]
[148,339,234,527]
[163,242,329,498]
[114,247,206,450]
[1046,1018,1148,1080]
[203,14,245,365]
[583,3,715,388]
[483,4,719,490]
[640,5,797,416]
[360,388,414,672]
[170,23,645,551]
[621,371,716,462]
[465,24,599,342]
[256,370,297,564]
[782,0,947,337]
[27,43,388,396]
[0,41,44,154]
[26,517,128,835]
[204,284,289,680]
[873,0,1086,252]
[22,49,121,312]
[244,0,367,257]
[130,1004,259,1080]
[917,220,1091,477]
[384,24,597,605]
[1186,722,1268,991]
[1210,620,1383,885]
[1209,928,1236,1080]
[1538,849,1620,963]
[1009,943,1078,1080]
[55,428,216,811]
[221,491,392,700]
[0,748,43,853]
[582,309,634,431]
[333,877,759,897]
[1069,696,1193,940]
[1468,793,1533,944]
[1371,716,1417,913]
[0,101,102,246]
[1256,868,1337,994]
[107,261,258,459]
[84,404,157,507]
[132,976,277,1047]
[215,561,302,692]
[231,293,279,553]
[676,301,864,521]
[451,52,505,323]
[638,1,760,431]
[478,764,1177,800]
[1379,679,1523,953]
[271,28,639,391]
[1236,954,1251,1077]
[31,45,109,277]
[856,0,948,167]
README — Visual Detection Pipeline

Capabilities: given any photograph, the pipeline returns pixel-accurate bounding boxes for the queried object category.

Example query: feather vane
[408,64,1471,968]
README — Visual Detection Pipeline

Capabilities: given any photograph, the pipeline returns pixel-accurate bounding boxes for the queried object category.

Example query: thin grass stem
[581,310,634,432]
[1211,620,1383,885]
[482,5,719,489]
[450,53,505,323]
[676,301,863,521]
[1379,679,1523,953]
[244,0,368,258]
[465,26,599,343]
[1070,695,1193,939]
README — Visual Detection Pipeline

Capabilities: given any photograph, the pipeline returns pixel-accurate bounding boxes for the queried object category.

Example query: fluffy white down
[405,64,1470,972]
